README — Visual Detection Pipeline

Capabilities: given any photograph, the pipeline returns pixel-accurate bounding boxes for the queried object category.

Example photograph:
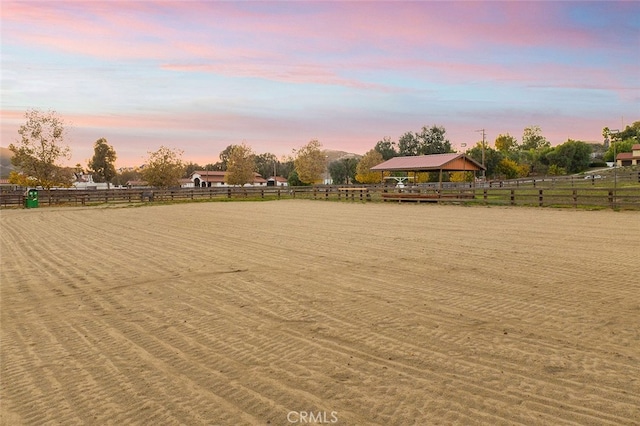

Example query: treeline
[8,109,639,189]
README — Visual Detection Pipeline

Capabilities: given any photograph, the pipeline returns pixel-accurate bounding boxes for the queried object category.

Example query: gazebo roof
[371,153,485,172]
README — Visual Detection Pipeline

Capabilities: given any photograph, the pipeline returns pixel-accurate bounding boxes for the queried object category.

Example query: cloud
[2,1,637,166]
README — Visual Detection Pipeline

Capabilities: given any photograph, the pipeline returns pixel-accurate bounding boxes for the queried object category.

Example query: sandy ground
[1,200,638,425]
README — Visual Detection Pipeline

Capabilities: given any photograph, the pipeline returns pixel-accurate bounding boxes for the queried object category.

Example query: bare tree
[9,109,71,188]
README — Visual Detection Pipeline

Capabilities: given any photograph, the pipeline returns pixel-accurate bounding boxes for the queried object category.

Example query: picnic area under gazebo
[371,153,486,202]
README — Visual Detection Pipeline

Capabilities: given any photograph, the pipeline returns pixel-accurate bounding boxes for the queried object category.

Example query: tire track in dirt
[2,202,639,425]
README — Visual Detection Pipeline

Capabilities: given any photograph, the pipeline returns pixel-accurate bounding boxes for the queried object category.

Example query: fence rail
[2,179,639,209]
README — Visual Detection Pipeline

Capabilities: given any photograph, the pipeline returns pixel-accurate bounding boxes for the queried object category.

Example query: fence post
[573,189,577,208]
[538,189,543,207]
[483,188,488,204]
[608,190,614,208]
[510,189,515,206]
[277,188,281,199]
[227,187,232,198]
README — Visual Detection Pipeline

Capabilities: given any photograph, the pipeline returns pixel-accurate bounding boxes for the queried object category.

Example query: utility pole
[609,129,620,207]
[475,129,486,180]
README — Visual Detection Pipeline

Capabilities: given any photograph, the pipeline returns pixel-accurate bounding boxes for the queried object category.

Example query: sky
[1,1,639,168]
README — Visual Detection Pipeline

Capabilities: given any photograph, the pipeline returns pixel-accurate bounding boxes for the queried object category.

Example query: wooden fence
[2,176,639,210]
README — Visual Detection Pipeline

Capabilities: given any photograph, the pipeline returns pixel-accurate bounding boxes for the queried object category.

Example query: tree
[603,122,640,162]
[604,139,636,162]
[8,109,72,188]
[287,169,307,186]
[494,134,518,153]
[355,149,385,184]
[605,121,640,143]
[374,137,398,160]
[294,139,326,184]
[521,125,550,151]
[226,143,256,186]
[495,158,521,180]
[397,125,452,156]
[328,157,358,185]
[546,140,592,174]
[278,156,295,180]
[216,145,237,171]
[254,152,278,179]
[113,168,141,186]
[183,162,203,178]
[141,146,185,188]
[450,171,474,183]
[398,131,420,156]
[467,143,503,179]
[547,164,566,176]
[88,138,117,188]
[328,160,348,185]
[416,125,452,155]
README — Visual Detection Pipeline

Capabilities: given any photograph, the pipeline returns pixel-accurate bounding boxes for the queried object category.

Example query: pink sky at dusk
[1,1,638,168]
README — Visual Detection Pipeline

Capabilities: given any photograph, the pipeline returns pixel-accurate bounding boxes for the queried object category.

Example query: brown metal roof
[192,170,267,183]
[371,154,485,172]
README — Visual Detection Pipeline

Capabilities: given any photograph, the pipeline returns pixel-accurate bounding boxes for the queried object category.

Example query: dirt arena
[1,200,638,425]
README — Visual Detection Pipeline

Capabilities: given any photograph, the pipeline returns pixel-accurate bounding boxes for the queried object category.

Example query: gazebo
[371,153,485,189]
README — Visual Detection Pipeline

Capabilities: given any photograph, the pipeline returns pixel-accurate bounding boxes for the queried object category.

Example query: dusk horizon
[2,1,638,168]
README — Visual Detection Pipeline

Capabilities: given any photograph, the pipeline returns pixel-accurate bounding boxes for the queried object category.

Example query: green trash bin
[24,188,39,208]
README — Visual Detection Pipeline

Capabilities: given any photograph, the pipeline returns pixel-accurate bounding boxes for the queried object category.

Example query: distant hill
[323,149,362,164]
[0,147,14,179]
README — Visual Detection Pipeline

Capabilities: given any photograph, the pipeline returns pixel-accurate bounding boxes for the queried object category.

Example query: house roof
[632,144,640,150]
[371,153,485,172]
[191,170,267,183]
[193,170,226,177]
[616,152,635,160]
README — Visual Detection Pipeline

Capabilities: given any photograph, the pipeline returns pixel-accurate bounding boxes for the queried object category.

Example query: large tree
[215,145,237,171]
[355,149,385,184]
[416,125,452,155]
[604,121,640,143]
[521,125,550,151]
[545,140,592,174]
[294,139,326,184]
[398,131,420,156]
[226,143,256,186]
[328,157,358,185]
[183,162,203,178]
[374,137,398,160]
[8,109,72,188]
[254,152,278,179]
[467,143,503,179]
[88,138,117,188]
[603,139,636,162]
[142,146,185,188]
[113,168,141,187]
[397,125,452,156]
[494,133,519,153]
